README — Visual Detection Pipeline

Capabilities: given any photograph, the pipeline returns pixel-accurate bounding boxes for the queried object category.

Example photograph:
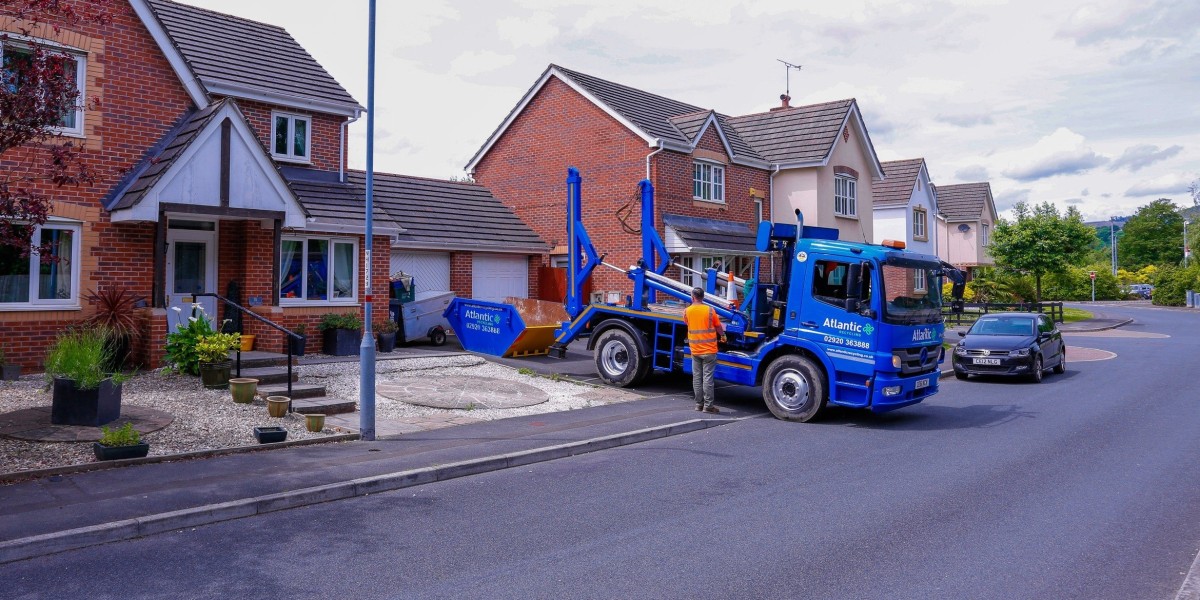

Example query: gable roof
[137,0,362,117]
[285,169,547,253]
[872,158,927,208]
[663,213,758,254]
[466,64,882,176]
[935,182,995,221]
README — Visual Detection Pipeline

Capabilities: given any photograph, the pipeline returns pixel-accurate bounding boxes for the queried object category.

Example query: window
[982,223,990,246]
[754,197,764,223]
[0,223,81,307]
[271,112,311,162]
[692,161,724,203]
[913,207,928,241]
[834,175,857,217]
[279,237,356,302]
[812,259,853,307]
[678,255,754,289]
[914,269,927,292]
[1,42,85,135]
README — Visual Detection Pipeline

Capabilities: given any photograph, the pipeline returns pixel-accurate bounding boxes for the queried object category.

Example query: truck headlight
[883,385,902,396]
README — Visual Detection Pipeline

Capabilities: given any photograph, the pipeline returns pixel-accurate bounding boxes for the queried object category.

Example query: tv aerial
[777,59,802,97]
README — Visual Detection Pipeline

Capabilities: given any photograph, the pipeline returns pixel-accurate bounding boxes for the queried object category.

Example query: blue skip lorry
[544,167,965,422]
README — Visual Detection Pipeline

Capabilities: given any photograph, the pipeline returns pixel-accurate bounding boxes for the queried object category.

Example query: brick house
[465,64,884,298]
[934,182,997,274]
[0,0,543,369]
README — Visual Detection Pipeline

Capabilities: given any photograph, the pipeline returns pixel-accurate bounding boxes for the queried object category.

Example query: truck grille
[896,346,940,375]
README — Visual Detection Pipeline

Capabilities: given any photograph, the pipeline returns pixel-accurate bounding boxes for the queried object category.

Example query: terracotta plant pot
[266,395,290,418]
[229,378,259,404]
[305,413,325,432]
[239,334,255,352]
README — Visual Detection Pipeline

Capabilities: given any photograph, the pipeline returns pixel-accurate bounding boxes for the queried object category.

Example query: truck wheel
[429,327,447,346]
[762,355,827,422]
[594,328,649,387]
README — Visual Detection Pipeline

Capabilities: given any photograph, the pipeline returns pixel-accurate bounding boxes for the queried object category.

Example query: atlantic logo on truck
[912,328,935,342]
[823,317,870,335]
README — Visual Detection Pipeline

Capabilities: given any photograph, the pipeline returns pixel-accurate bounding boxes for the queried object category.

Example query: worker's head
[691,287,704,302]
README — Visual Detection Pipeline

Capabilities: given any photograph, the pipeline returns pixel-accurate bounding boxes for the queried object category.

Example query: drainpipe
[768,164,781,222]
[340,112,361,182]
[645,140,665,181]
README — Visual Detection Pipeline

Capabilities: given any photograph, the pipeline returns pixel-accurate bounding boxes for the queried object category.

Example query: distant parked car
[1122,284,1153,299]
[952,312,1065,383]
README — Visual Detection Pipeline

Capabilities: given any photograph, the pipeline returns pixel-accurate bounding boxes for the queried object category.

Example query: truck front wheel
[593,328,649,387]
[762,355,827,422]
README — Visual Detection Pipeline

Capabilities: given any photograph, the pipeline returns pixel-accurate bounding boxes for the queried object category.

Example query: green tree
[1118,199,1184,269]
[988,201,1096,301]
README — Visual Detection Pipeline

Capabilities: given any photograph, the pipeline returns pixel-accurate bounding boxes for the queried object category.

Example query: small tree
[0,0,112,256]
[1117,199,1184,269]
[988,201,1096,301]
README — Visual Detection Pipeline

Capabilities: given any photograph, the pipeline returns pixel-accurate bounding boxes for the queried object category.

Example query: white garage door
[472,254,528,303]
[391,251,450,294]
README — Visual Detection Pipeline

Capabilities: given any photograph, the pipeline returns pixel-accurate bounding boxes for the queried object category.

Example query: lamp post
[1110,217,1119,276]
[358,0,377,441]
[1186,219,1192,267]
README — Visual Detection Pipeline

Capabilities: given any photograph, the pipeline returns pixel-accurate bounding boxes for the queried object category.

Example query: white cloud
[1107,144,1183,172]
[449,51,517,78]
[954,166,989,181]
[1126,174,1193,197]
[497,12,559,48]
[1001,128,1109,182]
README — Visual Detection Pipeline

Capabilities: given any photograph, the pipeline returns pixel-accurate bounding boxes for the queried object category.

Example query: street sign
[1089,271,1096,280]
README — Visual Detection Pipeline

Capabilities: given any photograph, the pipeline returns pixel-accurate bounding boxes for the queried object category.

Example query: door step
[234,366,298,386]
[290,396,357,415]
[257,382,327,400]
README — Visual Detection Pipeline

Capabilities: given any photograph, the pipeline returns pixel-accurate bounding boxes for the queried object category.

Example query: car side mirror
[957,331,966,337]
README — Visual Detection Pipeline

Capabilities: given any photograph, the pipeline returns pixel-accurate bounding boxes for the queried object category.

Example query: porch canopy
[663,213,765,256]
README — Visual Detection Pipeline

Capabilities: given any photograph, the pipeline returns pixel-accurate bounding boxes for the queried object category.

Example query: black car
[952,312,1065,382]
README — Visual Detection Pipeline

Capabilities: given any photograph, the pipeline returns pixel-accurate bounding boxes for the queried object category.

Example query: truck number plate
[973,358,1001,365]
[914,378,929,389]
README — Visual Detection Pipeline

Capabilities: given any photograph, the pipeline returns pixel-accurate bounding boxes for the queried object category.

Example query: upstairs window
[693,161,724,203]
[982,223,990,246]
[834,174,857,217]
[913,207,928,241]
[271,112,311,162]
[1,42,85,135]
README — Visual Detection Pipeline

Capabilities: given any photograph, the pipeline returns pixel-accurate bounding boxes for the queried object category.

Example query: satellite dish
[958,223,971,233]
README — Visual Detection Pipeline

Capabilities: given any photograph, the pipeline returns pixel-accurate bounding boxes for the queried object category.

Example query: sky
[177,0,1200,222]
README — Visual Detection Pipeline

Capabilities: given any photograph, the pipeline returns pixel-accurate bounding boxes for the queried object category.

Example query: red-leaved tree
[1,0,112,257]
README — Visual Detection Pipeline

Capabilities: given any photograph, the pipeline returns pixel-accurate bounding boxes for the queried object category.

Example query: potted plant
[318,312,363,356]
[266,395,290,418]
[0,347,20,381]
[196,331,241,389]
[165,304,215,376]
[45,327,127,427]
[93,422,149,461]
[374,319,399,352]
[253,426,287,444]
[284,323,308,356]
[228,377,259,403]
[82,286,146,372]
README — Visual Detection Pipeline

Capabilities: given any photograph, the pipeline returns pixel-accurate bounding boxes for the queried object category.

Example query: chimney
[770,93,791,112]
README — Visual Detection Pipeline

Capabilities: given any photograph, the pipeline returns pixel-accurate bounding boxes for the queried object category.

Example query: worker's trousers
[692,353,717,408]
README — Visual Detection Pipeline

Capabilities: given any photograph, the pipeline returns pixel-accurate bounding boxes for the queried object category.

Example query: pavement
[0,307,1133,566]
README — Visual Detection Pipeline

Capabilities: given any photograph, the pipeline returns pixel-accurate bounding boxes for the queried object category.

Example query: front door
[165,225,218,332]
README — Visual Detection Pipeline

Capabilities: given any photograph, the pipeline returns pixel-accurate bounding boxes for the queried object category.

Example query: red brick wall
[473,75,771,298]
[449,252,472,298]
[236,98,347,172]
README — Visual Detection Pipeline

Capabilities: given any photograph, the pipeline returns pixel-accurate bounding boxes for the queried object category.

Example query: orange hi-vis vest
[685,303,721,356]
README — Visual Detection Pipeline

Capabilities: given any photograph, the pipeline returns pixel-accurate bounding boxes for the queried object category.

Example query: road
[6,303,1199,599]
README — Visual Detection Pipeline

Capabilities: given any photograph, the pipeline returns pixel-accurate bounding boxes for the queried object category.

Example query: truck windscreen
[880,264,943,325]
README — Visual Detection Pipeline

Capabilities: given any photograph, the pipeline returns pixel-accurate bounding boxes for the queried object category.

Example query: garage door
[472,254,528,303]
[391,251,450,294]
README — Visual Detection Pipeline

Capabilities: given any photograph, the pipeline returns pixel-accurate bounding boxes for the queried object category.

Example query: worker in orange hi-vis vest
[685,287,725,413]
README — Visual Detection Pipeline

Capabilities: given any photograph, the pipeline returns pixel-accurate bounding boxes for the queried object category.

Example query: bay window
[0,223,81,307]
[279,237,356,303]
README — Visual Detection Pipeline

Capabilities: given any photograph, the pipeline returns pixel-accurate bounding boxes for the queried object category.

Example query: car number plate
[914,378,929,389]
[973,358,1001,365]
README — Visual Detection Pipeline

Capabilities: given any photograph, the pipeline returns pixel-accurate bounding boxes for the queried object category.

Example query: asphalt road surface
[6,303,1199,599]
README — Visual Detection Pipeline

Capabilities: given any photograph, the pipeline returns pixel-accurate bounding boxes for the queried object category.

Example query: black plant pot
[377,332,397,353]
[93,441,149,461]
[199,361,232,389]
[322,328,360,356]
[254,426,288,444]
[51,378,122,426]
[285,335,308,357]
[1,364,20,381]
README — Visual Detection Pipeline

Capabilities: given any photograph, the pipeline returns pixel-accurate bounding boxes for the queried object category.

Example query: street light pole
[1186,219,1191,267]
[358,0,377,441]
[1110,218,1118,276]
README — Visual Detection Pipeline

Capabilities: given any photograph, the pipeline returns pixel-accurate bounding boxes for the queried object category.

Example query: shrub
[373,320,399,334]
[1151,264,1200,306]
[195,332,241,364]
[44,327,113,390]
[317,312,363,331]
[165,305,216,375]
[99,423,141,447]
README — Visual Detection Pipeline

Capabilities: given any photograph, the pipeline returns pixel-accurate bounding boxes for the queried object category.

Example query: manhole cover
[377,376,549,410]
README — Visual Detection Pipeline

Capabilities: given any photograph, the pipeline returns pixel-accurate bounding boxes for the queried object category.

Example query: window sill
[835,213,859,220]
[279,299,357,307]
[0,304,81,312]
[692,198,726,206]
[272,155,312,165]
[913,236,929,242]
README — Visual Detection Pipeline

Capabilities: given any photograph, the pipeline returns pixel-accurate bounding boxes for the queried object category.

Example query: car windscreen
[969,316,1035,336]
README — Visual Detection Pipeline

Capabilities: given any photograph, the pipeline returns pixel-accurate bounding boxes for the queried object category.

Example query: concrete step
[257,382,327,400]
[232,366,298,386]
[229,351,298,369]
[290,395,357,415]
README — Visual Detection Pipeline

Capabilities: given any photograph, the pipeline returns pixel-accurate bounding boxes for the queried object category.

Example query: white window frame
[982,223,990,247]
[834,174,857,217]
[754,197,764,223]
[914,269,927,292]
[279,236,358,305]
[0,40,86,137]
[692,160,725,204]
[678,254,754,288]
[913,207,928,241]
[0,221,82,309]
[270,111,312,163]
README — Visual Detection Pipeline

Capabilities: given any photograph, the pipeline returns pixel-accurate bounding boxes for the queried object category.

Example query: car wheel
[1029,355,1043,383]
[1053,348,1066,374]
[762,354,827,422]
[593,328,649,387]
[955,371,969,380]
